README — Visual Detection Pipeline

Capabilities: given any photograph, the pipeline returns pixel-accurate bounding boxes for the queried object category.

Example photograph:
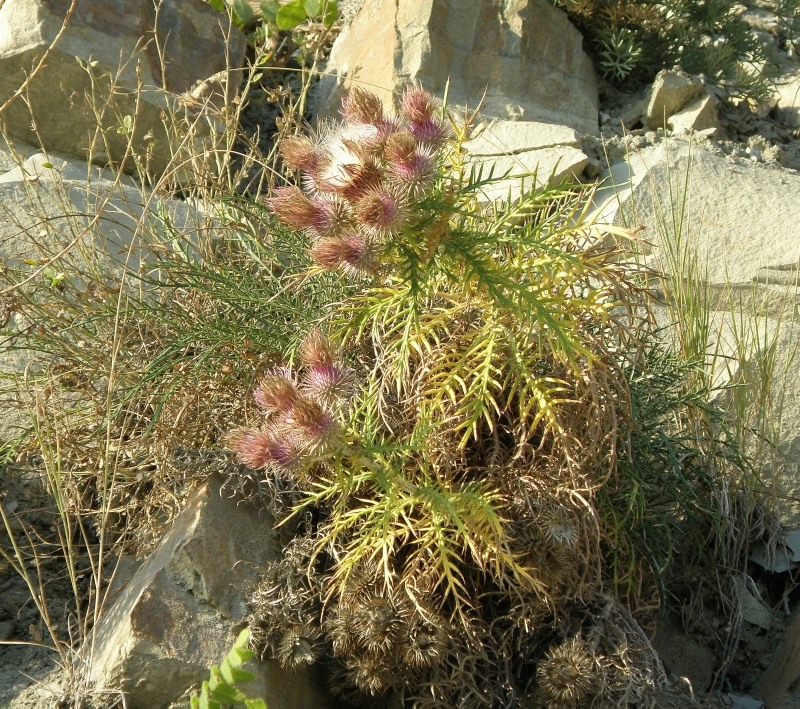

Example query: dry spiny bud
[400,614,449,669]
[354,596,405,652]
[310,233,375,276]
[349,654,394,696]
[265,186,317,230]
[536,635,600,707]
[325,602,359,657]
[539,506,579,550]
[254,373,298,414]
[527,538,571,589]
[341,86,385,125]
[340,560,382,604]
[276,623,322,669]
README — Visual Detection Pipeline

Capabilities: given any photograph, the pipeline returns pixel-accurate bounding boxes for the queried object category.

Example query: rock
[740,582,772,630]
[592,138,800,285]
[756,601,800,708]
[463,119,588,201]
[0,149,205,444]
[0,0,246,175]
[0,148,207,292]
[318,0,598,134]
[645,69,704,130]
[591,138,800,522]
[726,694,766,709]
[668,94,719,135]
[86,474,336,708]
[774,67,800,127]
[750,531,800,573]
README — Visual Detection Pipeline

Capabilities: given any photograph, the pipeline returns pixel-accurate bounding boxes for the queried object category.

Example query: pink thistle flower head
[354,186,407,233]
[254,373,298,414]
[233,428,274,470]
[290,399,339,449]
[409,118,449,147]
[300,329,336,369]
[336,161,385,203]
[387,149,435,193]
[310,233,375,276]
[306,195,350,239]
[266,186,317,230]
[280,135,319,172]
[384,132,418,165]
[265,426,307,479]
[313,121,385,194]
[401,85,439,124]
[341,86,385,126]
[303,362,354,404]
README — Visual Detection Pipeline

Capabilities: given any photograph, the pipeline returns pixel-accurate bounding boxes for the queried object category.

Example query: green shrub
[556,0,784,102]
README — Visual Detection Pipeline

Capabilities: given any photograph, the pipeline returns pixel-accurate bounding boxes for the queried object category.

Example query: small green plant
[206,0,337,37]
[190,628,267,709]
[556,0,779,102]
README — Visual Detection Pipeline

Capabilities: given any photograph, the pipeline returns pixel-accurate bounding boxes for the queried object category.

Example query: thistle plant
[230,85,760,706]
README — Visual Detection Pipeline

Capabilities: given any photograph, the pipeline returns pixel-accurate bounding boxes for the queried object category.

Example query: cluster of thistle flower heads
[246,535,326,669]
[266,84,449,276]
[323,562,451,698]
[233,329,352,482]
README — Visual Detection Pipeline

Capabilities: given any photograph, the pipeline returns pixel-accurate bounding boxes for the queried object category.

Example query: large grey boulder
[593,138,800,285]
[0,145,205,444]
[0,0,245,175]
[774,65,800,127]
[592,138,800,521]
[317,0,598,199]
[86,474,337,708]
